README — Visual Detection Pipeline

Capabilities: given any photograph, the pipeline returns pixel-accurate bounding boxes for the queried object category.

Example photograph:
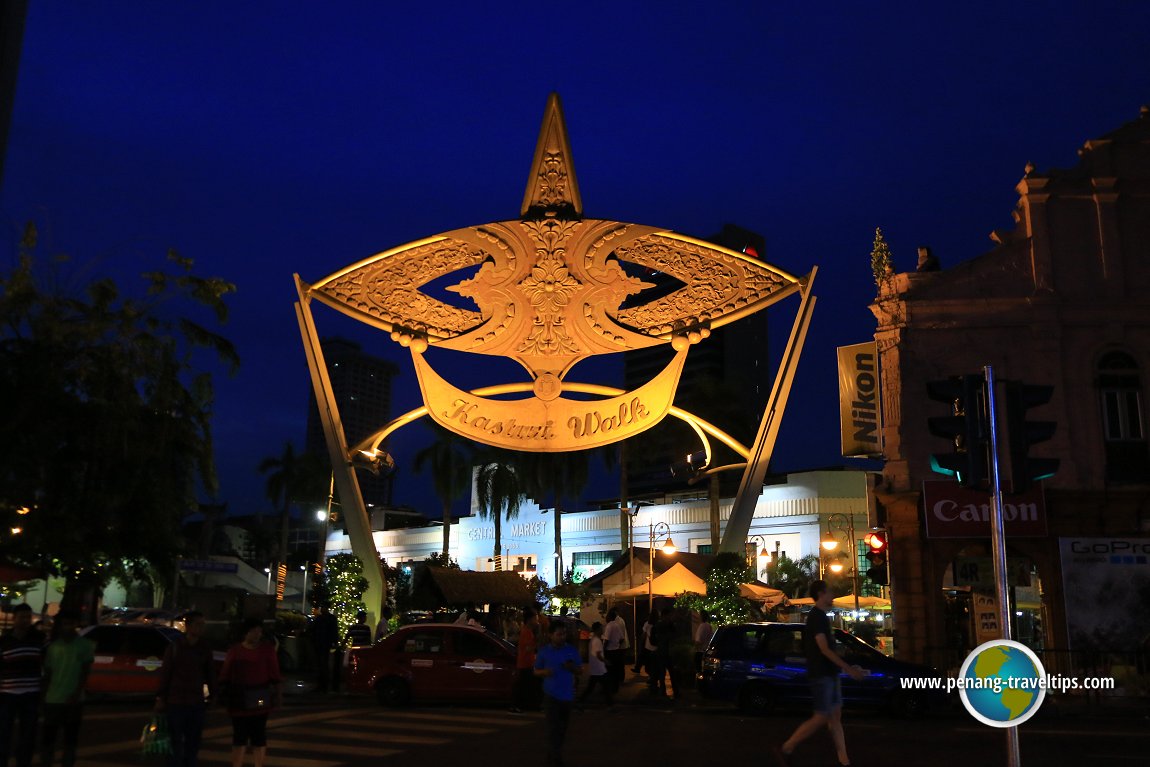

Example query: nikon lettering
[837,342,882,457]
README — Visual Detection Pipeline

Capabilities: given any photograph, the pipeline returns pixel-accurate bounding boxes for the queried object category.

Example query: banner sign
[414,346,687,452]
[1059,538,1150,651]
[921,481,1047,538]
[178,559,239,574]
[837,342,882,457]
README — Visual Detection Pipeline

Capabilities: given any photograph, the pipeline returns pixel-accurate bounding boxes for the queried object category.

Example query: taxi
[80,623,223,696]
[345,623,517,706]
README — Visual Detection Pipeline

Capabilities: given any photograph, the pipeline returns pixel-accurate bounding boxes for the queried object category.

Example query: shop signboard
[1059,537,1150,651]
[921,481,1047,538]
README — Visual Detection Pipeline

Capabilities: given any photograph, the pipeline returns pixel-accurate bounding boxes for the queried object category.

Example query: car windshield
[835,629,885,661]
[482,629,516,653]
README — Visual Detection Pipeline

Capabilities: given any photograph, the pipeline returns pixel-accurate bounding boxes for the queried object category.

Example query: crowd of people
[0,605,95,767]
[0,605,288,767]
[0,598,767,767]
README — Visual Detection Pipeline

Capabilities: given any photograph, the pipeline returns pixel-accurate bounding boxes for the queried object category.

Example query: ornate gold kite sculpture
[299,94,801,454]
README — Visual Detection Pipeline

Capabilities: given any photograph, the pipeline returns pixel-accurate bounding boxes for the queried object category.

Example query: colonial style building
[872,106,1150,672]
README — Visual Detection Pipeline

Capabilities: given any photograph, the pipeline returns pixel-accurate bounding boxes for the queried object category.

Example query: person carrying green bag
[155,611,216,767]
[140,714,172,758]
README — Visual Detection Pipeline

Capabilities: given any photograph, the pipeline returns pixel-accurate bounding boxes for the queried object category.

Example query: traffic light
[1004,381,1060,493]
[927,375,989,488]
[864,531,888,585]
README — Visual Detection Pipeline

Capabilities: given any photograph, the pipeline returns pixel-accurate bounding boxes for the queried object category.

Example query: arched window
[1098,351,1148,482]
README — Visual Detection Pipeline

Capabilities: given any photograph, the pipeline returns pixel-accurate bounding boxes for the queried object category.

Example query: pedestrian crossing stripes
[78,706,538,767]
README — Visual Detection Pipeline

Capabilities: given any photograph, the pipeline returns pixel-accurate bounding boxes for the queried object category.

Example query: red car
[346,623,517,706]
[80,624,224,696]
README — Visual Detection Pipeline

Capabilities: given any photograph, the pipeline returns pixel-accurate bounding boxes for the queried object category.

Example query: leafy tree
[0,224,237,619]
[548,566,589,613]
[379,557,410,623]
[413,424,474,558]
[325,552,368,638]
[871,226,894,287]
[424,551,460,570]
[523,574,548,607]
[676,551,754,626]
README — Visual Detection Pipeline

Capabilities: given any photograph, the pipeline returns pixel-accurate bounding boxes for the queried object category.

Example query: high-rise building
[305,337,399,509]
[623,224,771,499]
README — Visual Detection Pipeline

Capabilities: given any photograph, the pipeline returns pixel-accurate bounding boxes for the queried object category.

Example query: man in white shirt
[602,608,627,693]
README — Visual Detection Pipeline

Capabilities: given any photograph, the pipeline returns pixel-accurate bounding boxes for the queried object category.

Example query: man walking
[41,609,94,767]
[601,608,626,695]
[774,580,865,767]
[0,604,45,767]
[534,622,581,767]
[510,607,539,713]
[309,606,339,693]
[155,611,216,767]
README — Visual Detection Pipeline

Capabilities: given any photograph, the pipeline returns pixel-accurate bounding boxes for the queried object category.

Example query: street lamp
[821,513,860,614]
[316,473,336,568]
[648,521,676,611]
[746,534,769,580]
[300,564,308,613]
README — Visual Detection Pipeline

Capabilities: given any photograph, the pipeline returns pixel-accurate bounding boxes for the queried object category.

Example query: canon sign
[922,481,1048,538]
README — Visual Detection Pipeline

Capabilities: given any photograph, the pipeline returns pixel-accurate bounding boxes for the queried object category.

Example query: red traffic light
[863,531,887,551]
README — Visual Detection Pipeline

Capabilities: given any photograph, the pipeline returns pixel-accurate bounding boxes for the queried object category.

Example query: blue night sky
[2,3,1148,518]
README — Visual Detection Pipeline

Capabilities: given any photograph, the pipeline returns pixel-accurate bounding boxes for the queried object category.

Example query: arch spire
[520,92,582,219]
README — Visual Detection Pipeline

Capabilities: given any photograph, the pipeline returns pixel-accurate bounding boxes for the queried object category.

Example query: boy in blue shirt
[534,621,581,767]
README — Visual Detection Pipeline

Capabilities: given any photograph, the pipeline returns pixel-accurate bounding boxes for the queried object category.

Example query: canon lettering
[933,499,1039,524]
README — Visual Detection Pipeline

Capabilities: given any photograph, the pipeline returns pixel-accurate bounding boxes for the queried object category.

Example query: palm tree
[773,553,820,599]
[413,424,474,558]
[474,457,526,568]
[512,451,591,585]
[258,444,330,585]
[259,442,300,578]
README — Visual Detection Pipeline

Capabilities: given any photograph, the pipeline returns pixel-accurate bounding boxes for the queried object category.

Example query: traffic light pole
[984,365,1021,767]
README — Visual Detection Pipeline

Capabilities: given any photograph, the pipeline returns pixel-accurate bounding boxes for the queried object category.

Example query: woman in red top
[218,618,281,767]
[510,607,540,713]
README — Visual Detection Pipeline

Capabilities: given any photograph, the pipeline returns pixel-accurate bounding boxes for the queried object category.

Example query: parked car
[100,607,177,627]
[697,621,949,717]
[80,624,224,696]
[345,623,517,706]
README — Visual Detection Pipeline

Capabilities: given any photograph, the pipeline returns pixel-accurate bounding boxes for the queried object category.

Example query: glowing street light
[648,521,676,611]
[822,512,860,614]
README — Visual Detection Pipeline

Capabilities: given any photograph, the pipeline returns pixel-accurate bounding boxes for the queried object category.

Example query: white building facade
[324,470,872,588]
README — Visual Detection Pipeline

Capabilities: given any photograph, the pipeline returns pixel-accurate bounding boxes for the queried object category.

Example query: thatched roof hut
[409,567,537,610]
